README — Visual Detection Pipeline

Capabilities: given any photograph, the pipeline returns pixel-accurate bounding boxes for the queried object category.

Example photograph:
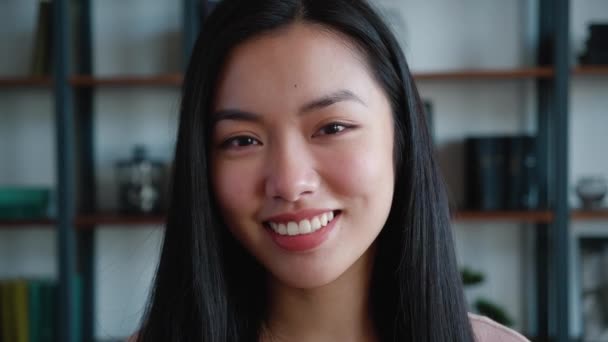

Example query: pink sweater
[470,313,530,341]
[128,314,530,341]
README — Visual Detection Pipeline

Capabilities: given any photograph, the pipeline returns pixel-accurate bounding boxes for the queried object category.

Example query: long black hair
[136,0,475,341]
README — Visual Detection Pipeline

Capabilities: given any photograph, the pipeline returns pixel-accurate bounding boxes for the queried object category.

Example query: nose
[264,138,320,202]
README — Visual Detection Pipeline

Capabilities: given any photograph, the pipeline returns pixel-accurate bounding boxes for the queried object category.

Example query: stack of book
[0,279,57,342]
[464,135,539,211]
[0,278,81,342]
[580,23,608,65]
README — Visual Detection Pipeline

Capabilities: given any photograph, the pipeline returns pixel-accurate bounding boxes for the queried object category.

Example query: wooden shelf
[572,65,608,76]
[76,213,165,227]
[5,210,605,227]
[413,67,553,80]
[452,210,553,223]
[0,214,165,228]
[5,67,605,88]
[0,218,55,227]
[0,76,52,87]
[572,209,608,220]
[70,74,183,87]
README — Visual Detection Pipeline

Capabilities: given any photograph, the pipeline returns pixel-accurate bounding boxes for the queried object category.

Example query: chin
[270,267,343,289]
[265,251,363,290]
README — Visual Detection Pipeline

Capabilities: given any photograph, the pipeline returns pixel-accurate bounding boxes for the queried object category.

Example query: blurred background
[0,0,607,341]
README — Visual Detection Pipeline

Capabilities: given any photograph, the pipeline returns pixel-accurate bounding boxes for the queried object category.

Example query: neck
[262,247,377,342]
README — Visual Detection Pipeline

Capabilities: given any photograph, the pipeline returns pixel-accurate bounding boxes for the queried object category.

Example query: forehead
[213,22,380,113]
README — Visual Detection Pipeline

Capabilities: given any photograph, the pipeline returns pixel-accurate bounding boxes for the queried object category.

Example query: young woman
[133,0,529,341]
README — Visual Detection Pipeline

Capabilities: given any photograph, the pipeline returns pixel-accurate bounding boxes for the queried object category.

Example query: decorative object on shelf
[0,187,51,220]
[461,267,514,327]
[115,145,166,215]
[579,23,608,65]
[576,175,607,210]
[465,135,538,211]
[580,239,608,340]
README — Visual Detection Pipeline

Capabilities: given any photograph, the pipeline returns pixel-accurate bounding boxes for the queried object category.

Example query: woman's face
[211,23,395,288]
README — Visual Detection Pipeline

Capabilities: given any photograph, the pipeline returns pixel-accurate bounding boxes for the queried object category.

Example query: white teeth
[267,211,337,236]
[320,213,328,226]
[311,217,321,230]
[277,223,287,235]
[287,222,299,236]
[299,220,312,234]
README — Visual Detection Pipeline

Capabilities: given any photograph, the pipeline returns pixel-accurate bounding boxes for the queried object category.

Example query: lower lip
[267,213,340,252]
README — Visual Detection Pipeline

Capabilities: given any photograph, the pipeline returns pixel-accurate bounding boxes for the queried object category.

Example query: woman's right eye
[219,136,262,149]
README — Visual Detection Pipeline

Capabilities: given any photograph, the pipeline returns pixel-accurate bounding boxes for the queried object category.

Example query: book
[1,281,15,342]
[31,1,53,76]
[465,137,509,210]
[13,279,29,342]
[580,22,608,65]
[506,136,538,210]
[39,280,57,342]
[0,281,7,342]
[28,280,45,342]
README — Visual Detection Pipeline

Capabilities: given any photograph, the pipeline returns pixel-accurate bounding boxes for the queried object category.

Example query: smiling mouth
[264,210,341,236]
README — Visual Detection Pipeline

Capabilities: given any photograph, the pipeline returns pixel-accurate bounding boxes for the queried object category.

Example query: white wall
[1,0,607,339]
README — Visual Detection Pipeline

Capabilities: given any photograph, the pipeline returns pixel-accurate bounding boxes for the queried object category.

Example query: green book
[0,281,6,342]
[39,281,56,342]
[1,281,15,342]
[28,280,45,342]
[13,279,29,342]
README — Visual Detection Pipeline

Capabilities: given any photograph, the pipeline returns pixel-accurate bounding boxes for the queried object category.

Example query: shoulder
[469,313,530,342]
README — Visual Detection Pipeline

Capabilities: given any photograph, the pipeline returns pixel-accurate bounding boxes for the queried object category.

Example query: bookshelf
[2,0,607,341]
[0,219,55,227]
[13,209,608,228]
[572,210,608,220]
[572,65,608,76]
[3,66,604,90]
[0,76,52,87]
[75,214,165,227]
[70,74,183,87]
[0,210,561,229]
[453,210,554,223]
[413,67,554,80]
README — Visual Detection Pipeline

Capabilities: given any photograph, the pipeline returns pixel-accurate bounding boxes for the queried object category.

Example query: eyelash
[313,122,354,137]
[219,122,355,150]
[219,136,261,149]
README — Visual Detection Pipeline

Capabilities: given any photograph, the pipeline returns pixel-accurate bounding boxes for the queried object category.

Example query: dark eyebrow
[212,89,366,124]
[212,109,260,125]
[300,89,367,114]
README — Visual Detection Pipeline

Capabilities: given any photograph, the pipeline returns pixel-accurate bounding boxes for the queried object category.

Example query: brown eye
[220,136,261,149]
[315,123,353,137]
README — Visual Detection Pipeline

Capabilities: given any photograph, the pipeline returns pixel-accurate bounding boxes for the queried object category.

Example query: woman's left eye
[314,123,352,137]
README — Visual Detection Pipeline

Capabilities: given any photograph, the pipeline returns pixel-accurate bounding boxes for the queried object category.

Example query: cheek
[212,160,260,220]
[326,134,394,195]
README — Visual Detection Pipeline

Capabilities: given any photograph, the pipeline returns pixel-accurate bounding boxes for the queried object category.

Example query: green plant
[475,298,514,327]
[460,267,514,327]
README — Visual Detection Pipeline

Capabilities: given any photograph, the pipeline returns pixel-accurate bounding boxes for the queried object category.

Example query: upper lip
[263,209,336,223]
